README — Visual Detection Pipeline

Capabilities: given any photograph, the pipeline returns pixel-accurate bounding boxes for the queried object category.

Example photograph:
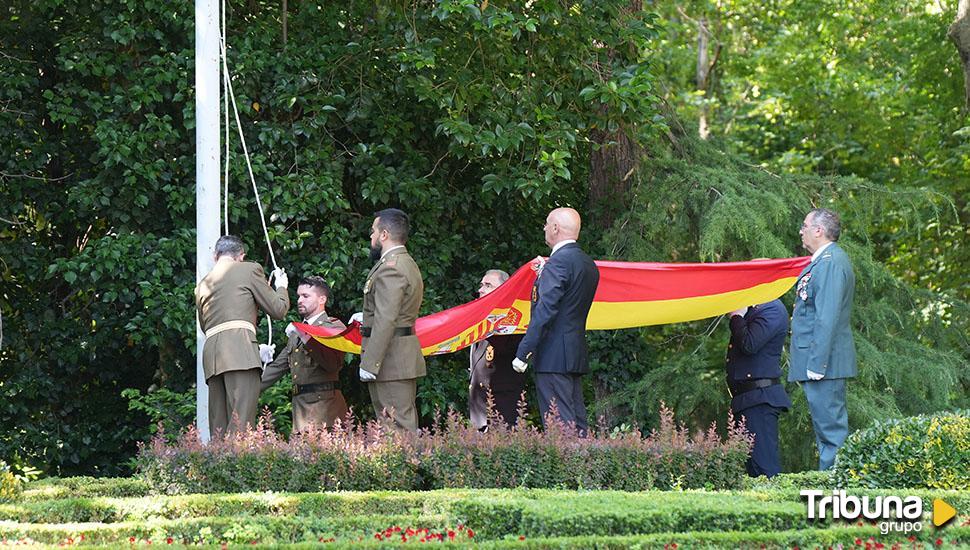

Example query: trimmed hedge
[136,406,752,494]
[833,410,970,490]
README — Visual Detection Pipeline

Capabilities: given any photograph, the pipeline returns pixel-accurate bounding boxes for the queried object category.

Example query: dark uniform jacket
[360,247,426,381]
[725,299,793,413]
[516,243,599,374]
[469,333,526,428]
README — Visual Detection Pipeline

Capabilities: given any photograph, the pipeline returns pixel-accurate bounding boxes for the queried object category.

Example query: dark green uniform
[261,315,348,431]
[360,246,425,432]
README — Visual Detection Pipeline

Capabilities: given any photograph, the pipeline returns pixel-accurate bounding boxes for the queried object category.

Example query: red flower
[936,539,943,546]
[467,529,475,538]
[519,535,526,541]
[166,538,173,545]
[875,543,884,549]
[855,539,863,546]
[129,537,136,543]
[909,536,916,542]
[374,534,382,541]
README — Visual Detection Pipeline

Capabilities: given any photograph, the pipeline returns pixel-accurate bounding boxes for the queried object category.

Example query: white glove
[359,368,377,382]
[285,323,298,339]
[349,311,364,324]
[272,267,288,289]
[807,369,825,381]
[512,357,527,373]
[729,306,749,318]
[258,343,276,363]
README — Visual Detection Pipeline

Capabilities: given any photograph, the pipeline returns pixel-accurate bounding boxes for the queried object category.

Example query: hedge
[136,407,752,494]
[833,410,970,490]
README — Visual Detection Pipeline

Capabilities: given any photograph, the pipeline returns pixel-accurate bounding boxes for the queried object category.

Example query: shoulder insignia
[531,285,539,304]
[485,344,495,362]
[363,278,372,294]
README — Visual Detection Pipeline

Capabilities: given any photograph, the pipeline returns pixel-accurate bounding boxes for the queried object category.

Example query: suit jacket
[361,247,426,381]
[261,314,346,391]
[470,334,526,393]
[788,242,857,381]
[195,260,289,380]
[725,299,792,413]
[516,243,600,374]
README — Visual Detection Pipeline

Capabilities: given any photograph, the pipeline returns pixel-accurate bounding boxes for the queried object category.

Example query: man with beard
[356,208,426,432]
[261,276,348,431]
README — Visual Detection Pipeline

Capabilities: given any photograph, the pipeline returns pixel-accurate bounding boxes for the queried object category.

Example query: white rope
[222,0,230,236]
[219,13,279,359]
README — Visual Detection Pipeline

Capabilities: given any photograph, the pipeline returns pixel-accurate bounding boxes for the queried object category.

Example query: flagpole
[195,0,220,442]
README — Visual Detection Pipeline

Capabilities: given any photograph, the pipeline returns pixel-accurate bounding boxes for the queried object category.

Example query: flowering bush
[833,410,969,490]
[136,404,751,494]
[0,461,21,503]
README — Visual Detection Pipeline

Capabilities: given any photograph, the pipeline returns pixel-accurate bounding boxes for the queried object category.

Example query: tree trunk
[588,1,643,225]
[281,0,288,46]
[696,17,711,139]
[949,0,970,110]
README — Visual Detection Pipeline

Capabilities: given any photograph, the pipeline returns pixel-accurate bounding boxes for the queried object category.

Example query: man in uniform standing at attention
[469,269,527,431]
[357,208,426,432]
[789,207,857,470]
[195,235,289,435]
[512,207,599,434]
[261,276,348,431]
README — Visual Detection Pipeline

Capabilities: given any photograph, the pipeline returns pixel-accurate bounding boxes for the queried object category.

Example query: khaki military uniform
[361,246,425,432]
[195,260,289,434]
[261,314,348,431]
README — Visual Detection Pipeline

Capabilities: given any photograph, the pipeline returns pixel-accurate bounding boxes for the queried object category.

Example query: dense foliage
[136,405,750,493]
[833,409,970,490]
[1,0,967,477]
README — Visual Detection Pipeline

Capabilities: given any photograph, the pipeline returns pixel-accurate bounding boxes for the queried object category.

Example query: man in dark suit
[512,207,599,433]
[789,208,857,470]
[357,208,426,433]
[261,276,348,432]
[726,299,793,477]
[469,269,527,431]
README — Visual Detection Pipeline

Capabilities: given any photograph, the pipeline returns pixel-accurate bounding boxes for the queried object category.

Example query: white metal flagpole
[195,0,220,442]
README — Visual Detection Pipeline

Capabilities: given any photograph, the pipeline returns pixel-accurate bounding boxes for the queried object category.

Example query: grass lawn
[0,477,966,548]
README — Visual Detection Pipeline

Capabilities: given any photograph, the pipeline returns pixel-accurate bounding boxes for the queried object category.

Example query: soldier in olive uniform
[195,235,289,435]
[261,276,348,431]
[469,269,526,431]
[356,208,426,433]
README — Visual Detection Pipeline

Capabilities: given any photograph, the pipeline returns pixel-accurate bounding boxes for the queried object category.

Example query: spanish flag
[294,256,810,356]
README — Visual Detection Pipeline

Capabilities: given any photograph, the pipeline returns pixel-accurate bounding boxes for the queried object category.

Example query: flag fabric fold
[293,256,810,357]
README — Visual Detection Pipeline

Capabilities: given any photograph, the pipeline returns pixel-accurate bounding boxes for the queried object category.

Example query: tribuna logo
[801,490,924,535]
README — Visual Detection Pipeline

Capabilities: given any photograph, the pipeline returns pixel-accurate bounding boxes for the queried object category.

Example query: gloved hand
[272,267,288,289]
[348,311,364,324]
[359,368,377,382]
[806,369,825,381]
[512,357,527,374]
[729,306,749,317]
[285,323,298,339]
[258,343,276,363]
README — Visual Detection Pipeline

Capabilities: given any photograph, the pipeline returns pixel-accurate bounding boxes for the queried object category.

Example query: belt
[204,320,256,339]
[294,382,337,396]
[729,378,781,398]
[359,326,414,338]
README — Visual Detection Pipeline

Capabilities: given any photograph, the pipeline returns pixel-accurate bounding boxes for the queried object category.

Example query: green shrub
[834,410,970,489]
[136,405,750,494]
[0,461,21,503]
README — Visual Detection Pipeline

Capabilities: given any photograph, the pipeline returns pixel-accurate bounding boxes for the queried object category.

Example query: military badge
[485,344,495,362]
[796,272,811,301]
[363,278,372,294]
[531,285,538,303]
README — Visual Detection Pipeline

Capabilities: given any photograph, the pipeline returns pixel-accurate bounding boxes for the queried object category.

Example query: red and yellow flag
[293,256,810,356]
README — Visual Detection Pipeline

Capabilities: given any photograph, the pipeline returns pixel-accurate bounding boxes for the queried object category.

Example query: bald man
[512,207,599,433]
